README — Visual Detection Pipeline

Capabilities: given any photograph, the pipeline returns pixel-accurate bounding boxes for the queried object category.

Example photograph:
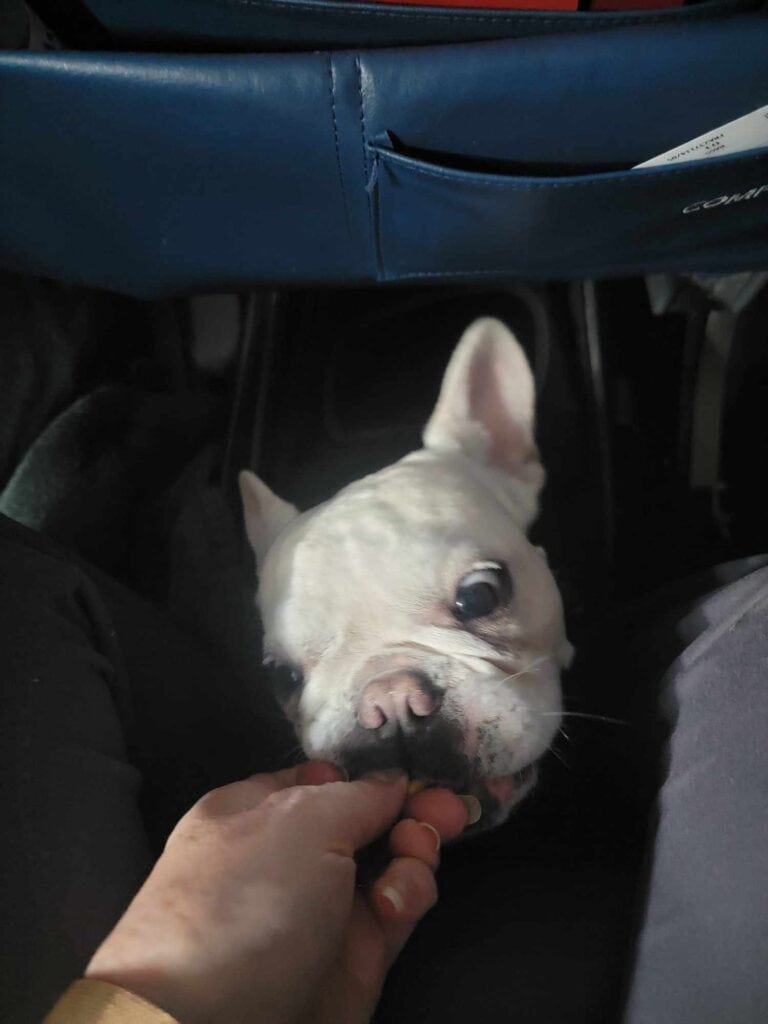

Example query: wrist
[45,980,180,1024]
[85,954,195,1024]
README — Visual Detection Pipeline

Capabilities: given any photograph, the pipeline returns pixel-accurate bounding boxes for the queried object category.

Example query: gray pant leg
[624,568,768,1024]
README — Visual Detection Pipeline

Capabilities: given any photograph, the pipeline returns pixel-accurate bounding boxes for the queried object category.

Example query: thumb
[308,772,409,856]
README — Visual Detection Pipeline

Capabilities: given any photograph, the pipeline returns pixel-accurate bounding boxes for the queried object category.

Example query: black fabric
[0,272,92,495]
[0,386,220,581]
[1,511,767,1024]
[0,271,147,495]
[0,513,293,1024]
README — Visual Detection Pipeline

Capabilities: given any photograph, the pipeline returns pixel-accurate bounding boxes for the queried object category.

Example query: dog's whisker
[497,655,552,685]
[558,726,572,744]
[539,710,628,726]
[548,745,571,770]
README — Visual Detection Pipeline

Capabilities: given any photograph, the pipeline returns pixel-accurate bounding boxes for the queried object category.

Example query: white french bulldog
[240,317,573,831]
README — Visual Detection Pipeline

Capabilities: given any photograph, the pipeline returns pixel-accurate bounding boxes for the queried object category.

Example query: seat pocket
[371,143,768,281]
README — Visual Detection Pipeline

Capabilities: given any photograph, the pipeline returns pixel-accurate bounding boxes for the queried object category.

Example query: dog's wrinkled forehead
[256,450,550,671]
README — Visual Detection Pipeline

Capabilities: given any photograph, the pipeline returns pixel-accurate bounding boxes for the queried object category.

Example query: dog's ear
[424,317,543,493]
[239,470,299,566]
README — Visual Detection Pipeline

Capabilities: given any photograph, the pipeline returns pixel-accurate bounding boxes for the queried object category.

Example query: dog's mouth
[407,762,538,832]
[475,763,538,825]
[339,725,540,832]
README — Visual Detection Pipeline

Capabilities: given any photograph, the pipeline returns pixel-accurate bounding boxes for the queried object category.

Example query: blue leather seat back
[1,11,767,295]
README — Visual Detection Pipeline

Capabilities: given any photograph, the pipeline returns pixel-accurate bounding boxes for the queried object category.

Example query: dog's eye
[268,664,305,703]
[453,566,511,623]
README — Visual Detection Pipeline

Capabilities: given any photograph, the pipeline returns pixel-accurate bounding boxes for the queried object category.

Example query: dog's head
[240,318,572,830]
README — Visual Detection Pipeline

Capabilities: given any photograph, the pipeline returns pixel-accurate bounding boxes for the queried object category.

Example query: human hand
[86,762,470,1024]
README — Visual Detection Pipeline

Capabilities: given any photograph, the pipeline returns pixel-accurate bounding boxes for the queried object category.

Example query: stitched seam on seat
[355,55,375,246]
[326,54,353,246]
[372,153,386,279]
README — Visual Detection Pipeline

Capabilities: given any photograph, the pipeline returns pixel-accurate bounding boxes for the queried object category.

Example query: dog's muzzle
[338,670,472,788]
[335,669,541,831]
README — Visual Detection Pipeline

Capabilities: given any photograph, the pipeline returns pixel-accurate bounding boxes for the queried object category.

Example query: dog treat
[407,779,428,795]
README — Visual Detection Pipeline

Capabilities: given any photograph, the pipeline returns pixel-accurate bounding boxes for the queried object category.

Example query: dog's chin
[467,763,539,834]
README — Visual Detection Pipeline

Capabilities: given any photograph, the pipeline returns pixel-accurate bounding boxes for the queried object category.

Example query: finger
[165,766,299,848]
[403,787,471,841]
[173,765,309,838]
[277,772,409,856]
[168,762,348,852]
[388,818,441,869]
[296,760,346,786]
[209,759,345,809]
[211,759,347,812]
[370,857,438,958]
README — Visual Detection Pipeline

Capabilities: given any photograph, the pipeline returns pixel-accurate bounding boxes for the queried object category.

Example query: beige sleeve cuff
[43,979,180,1024]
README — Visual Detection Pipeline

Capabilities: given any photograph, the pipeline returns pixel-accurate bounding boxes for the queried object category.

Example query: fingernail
[363,769,407,784]
[417,821,441,852]
[459,795,482,826]
[380,885,405,914]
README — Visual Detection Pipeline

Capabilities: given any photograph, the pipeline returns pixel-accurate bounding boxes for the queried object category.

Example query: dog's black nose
[358,671,442,735]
